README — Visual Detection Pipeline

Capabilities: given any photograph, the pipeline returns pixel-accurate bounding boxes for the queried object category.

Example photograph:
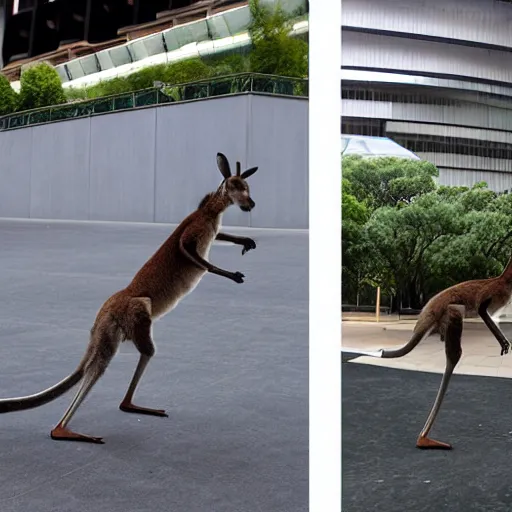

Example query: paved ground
[342,320,512,377]
[0,219,308,512]
[343,319,512,511]
[342,355,512,512]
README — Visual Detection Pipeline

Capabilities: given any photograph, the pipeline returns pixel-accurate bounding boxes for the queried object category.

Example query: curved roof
[341,135,420,160]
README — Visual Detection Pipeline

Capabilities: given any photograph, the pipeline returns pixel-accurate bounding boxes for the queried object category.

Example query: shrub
[64,86,88,101]
[84,76,134,99]
[204,53,251,76]
[0,74,18,115]
[18,62,67,110]
[248,0,308,78]
[74,58,213,100]
[157,58,212,85]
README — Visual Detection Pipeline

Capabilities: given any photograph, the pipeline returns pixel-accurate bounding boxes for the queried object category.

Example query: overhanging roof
[341,134,421,160]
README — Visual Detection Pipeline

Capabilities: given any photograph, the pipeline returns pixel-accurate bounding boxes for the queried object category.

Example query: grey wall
[0,94,309,229]
[343,0,512,50]
[342,98,512,132]
[342,30,512,86]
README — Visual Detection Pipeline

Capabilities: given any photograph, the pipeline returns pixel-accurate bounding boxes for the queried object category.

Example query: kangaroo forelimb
[215,232,245,244]
[478,298,511,355]
[179,237,245,283]
[216,232,256,255]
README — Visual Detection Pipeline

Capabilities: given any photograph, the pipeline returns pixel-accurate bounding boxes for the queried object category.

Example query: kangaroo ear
[217,153,232,179]
[236,161,241,176]
[241,166,258,180]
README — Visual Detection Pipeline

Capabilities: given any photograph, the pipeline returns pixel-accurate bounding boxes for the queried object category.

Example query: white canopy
[341,135,420,160]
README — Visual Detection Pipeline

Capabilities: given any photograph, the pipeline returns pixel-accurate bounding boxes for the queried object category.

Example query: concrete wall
[342,30,512,86]
[342,99,512,132]
[342,0,512,50]
[0,94,309,229]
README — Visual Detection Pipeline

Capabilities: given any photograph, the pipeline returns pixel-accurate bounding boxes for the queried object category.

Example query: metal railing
[0,73,308,132]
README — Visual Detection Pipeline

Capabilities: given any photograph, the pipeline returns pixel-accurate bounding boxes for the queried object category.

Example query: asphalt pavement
[0,219,308,512]
[343,352,512,512]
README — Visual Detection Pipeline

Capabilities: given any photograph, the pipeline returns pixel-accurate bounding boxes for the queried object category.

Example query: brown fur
[382,256,512,359]
[0,152,259,444]
[376,255,512,449]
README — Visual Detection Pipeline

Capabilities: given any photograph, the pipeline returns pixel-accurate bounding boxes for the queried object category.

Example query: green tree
[248,0,308,77]
[342,177,368,225]
[342,155,438,209]
[342,177,371,306]
[361,193,463,309]
[426,185,512,288]
[342,156,512,312]
[18,62,66,111]
[0,73,18,115]
[458,181,497,212]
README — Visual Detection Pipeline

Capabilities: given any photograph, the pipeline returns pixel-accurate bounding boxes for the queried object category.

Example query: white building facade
[342,0,512,192]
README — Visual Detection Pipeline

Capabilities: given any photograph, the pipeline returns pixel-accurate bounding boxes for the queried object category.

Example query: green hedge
[0,74,307,131]
[18,62,66,111]
[0,73,18,115]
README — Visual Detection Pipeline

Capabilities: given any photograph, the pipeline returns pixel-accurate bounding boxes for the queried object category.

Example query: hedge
[0,73,18,115]
[18,62,67,111]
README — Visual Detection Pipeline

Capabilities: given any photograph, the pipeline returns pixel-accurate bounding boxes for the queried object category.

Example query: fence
[0,73,308,131]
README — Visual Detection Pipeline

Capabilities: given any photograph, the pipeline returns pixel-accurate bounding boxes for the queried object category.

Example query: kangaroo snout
[241,198,255,212]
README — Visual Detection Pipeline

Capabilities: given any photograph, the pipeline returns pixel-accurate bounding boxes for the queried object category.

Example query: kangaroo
[0,152,259,444]
[364,256,512,450]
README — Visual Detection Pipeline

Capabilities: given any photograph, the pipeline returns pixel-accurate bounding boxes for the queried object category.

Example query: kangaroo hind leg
[416,305,463,450]
[119,298,168,418]
[51,326,120,444]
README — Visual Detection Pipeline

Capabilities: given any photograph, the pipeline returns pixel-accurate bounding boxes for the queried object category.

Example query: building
[0,0,307,89]
[341,0,512,192]
[0,1,250,78]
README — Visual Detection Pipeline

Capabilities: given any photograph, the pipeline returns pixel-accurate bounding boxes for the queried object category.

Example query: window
[390,133,512,160]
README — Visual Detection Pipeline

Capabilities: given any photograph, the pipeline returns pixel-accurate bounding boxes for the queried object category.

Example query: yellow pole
[376,286,381,323]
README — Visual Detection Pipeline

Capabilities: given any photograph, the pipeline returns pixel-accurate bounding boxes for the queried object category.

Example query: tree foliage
[342,155,512,311]
[342,155,438,209]
[0,73,18,115]
[342,177,372,304]
[248,0,308,78]
[18,62,66,110]
[80,58,213,99]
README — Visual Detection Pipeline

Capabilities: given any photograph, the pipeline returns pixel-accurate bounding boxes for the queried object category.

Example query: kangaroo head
[216,152,258,212]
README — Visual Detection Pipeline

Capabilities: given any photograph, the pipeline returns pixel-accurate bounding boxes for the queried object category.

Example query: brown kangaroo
[0,152,259,444]
[365,256,512,450]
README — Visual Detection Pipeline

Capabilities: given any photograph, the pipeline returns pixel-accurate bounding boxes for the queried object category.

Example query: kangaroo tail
[0,367,84,413]
[0,343,94,413]
[381,324,434,359]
